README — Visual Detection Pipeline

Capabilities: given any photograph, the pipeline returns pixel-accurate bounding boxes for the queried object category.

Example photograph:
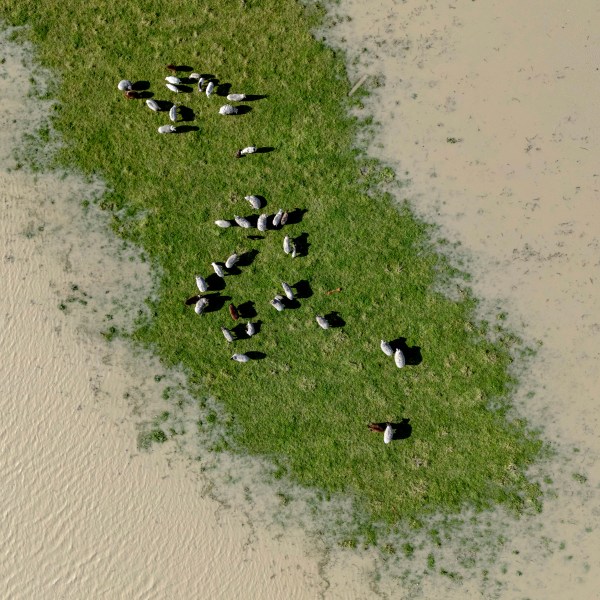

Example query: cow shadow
[203,293,232,313]
[294,280,313,299]
[174,85,194,94]
[175,125,200,133]
[237,300,257,319]
[132,80,151,91]
[324,311,345,328]
[226,265,242,276]
[234,105,252,115]
[390,338,422,366]
[283,298,301,310]
[369,419,412,440]
[179,106,195,122]
[238,249,259,267]
[137,91,154,99]
[232,319,262,339]
[255,146,275,153]
[244,94,268,101]
[154,100,174,111]
[205,274,226,291]
[294,232,310,257]
[285,208,308,226]
[217,82,231,96]
[246,351,267,361]
[185,294,201,306]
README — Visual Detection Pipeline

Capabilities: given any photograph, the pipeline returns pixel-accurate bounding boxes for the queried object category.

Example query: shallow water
[0,33,341,599]
[323,0,600,597]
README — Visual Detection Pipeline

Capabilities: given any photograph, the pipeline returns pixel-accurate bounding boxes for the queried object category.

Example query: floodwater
[2,0,599,595]
[322,0,600,597]
[0,33,338,599]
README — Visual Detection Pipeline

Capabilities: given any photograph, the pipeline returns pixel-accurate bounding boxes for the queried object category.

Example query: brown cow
[368,422,387,433]
[229,303,239,321]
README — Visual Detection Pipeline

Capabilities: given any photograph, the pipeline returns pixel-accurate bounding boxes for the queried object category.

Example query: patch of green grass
[101,325,118,341]
[0,0,543,524]
[137,427,167,450]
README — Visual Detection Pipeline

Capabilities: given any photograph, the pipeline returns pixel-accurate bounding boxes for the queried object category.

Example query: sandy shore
[2,0,599,596]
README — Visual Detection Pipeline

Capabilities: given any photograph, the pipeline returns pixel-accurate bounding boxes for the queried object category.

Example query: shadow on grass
[234,105,252,115]
[232,319,262,338]
[217,82,231,96]
[179,106,195,122]
[245,94,268,101]
[172,65,194,73]
[153,99,174,111]
[226,265,242,276]
[285,208,308,226]
[246,350,267,361]
[136,91,154,99]
[283,298,301,310]
[238,249,259,267]
[132,80,151,91]
[238,300,258,319]
[294,232,310,256]
[231,323,247,339]
[369,419,412,440]
[175,125,200,134]
[390,338,422,366]
[181,72,203,83]
[205,274,226,291]
[203,293,231,313]
[294,279,313,299]
[174,84,194,94]
[255,146,275,153]
[324,311,345,328]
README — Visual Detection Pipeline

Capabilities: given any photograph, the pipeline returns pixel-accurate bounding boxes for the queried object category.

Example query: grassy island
[1,0,542,524]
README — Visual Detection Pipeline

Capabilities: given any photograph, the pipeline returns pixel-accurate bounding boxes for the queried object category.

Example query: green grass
[1,0,543,524]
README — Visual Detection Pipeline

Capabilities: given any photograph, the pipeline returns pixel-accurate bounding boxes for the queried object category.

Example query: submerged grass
[1,0,543,523]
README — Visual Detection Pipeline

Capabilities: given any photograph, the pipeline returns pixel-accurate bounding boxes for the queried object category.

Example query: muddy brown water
[0,32,344,599]
[2,0,599,595]
[321,0,600,597]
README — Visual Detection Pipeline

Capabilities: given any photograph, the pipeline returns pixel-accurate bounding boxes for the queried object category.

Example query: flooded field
[322,0,599,596]
[2,0,599,595]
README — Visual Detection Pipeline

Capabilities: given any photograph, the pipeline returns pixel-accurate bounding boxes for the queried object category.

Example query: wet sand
[3,0,600,595]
